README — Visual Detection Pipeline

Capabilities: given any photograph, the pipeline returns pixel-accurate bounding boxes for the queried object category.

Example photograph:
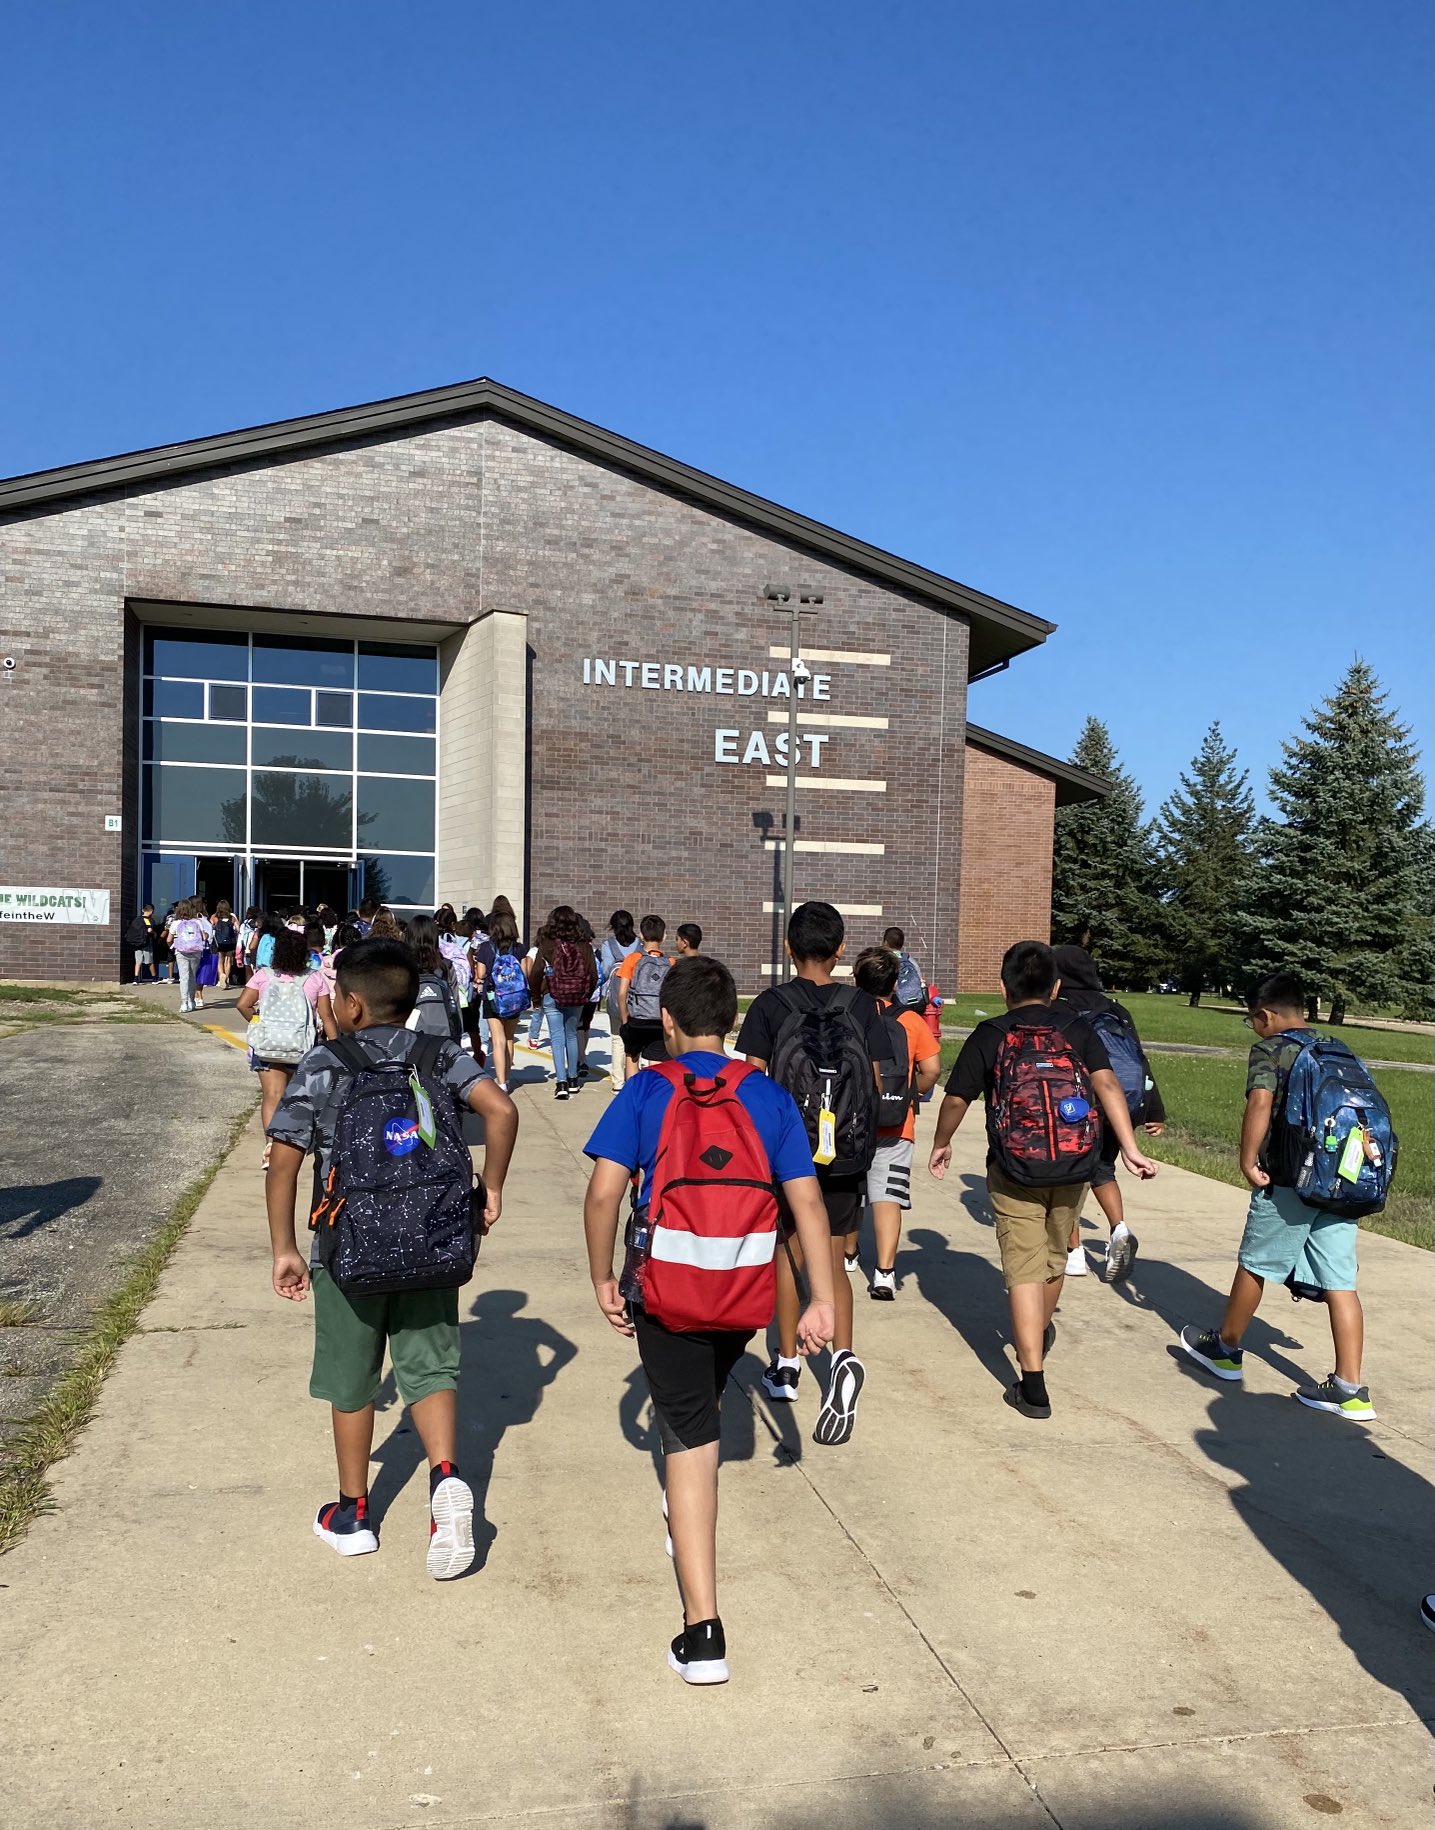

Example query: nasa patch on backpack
[383,1115,421,1156]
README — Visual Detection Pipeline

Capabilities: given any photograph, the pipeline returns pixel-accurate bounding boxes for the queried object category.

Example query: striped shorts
[866,1137,914,1210]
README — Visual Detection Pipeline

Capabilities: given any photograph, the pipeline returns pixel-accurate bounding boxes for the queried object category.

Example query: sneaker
[843,1252,860,1274]
[1179,1325,1244,1381]
[1064,1245,1088,1277]
[1421,1595,1435,1633]
[313,1496,378,1557]
[1294,1375,1376,1421]
[1003,1383,1052,1420]
[566,1078,580,1095]
[555,1084,569,1101]
[813,1350,865,1447]
[868,1268,897,1302]
[669,1618,728,1685]
[427,1471,476,1579]
[760,1358,800,1402]
[1105,1228,1138,1284]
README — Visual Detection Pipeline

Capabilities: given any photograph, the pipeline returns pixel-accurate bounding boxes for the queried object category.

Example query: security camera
[763,585,791,603]
[792,657,812,680]
[1,657,15,671]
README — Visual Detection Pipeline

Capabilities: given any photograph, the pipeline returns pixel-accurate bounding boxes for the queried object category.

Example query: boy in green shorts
[1180,973,1374,1419]
[265,938,519,1577]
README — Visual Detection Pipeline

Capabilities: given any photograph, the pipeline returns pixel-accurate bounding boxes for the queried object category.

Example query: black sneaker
[555,1083,569,1101]
[1179,1325,1244,1381]
[669,1617,729,1685]
[760,1358,800,1402]
[1004,1383,1052,1420]
[566,1078,580,1094]
[813,1350,865,1446]
[313,1495,378,1557]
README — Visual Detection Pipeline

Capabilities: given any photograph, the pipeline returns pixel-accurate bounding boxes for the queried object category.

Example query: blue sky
[3,2,1428,814]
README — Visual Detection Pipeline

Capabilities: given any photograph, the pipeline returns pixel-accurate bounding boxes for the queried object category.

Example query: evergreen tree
[1050,718,1163,986]
[1152,722,1255,1004]
[1239,661,1432,1022]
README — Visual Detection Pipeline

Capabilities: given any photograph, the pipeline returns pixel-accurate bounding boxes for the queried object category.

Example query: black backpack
[767,984,880,1178]
[409,971,462,1043]
[309,1034,483,1296]
[875,1006,915,1129]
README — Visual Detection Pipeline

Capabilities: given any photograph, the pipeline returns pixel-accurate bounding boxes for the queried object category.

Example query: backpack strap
[407,1032,446,1079]
[323,1035,373,1079]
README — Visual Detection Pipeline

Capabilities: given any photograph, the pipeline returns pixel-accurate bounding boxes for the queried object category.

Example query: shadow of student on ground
[368,1287,577,1571]
[0,1176,103,1239]
[1112,1242,1312,1386]
[899,1226,1014,1389]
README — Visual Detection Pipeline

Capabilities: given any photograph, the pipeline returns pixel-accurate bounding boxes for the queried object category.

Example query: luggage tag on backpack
[409,1069,438,1150]
[815,1107,837,1166]
[1336,1125,1366,1185]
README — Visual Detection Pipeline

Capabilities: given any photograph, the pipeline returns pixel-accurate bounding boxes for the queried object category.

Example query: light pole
[764,586,822,982]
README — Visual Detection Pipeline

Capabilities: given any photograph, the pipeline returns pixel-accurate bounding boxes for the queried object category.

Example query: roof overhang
[965,722,1111,806]
[0,378,1055,677]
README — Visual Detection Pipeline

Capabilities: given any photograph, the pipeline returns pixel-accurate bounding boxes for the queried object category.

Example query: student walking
[263,938,519,1579]
[472,904,529,1092]
[1178,974,1394,1420]
[236,927,337,1168]
[600,911,642,1090]
[615,917,673,1077]
[124,902,161,983]
[736,901,888,1446]
[408,914,465,1043]
[882,925,929,1015]
[575,915,602,1077]
[212,901,239,989]
[849,947,943,1299]
[167,897,214,1013]
[675,923,702,958]
[928,941,1157,1419]
[583,955,835,1683]
[529,905,598,1099]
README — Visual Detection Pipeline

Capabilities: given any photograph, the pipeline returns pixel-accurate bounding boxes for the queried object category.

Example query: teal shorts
[1237,1185,1358,1291]
[309,1265,461,1412]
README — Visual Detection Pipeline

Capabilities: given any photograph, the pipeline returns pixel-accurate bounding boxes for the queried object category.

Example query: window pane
[252,635,355,689]
[143,766,247,845]
[358,692,435,733]
[251,728,353,771]
[144,721,247,765]
[252,686,312,726]
[360,853,435,908]
[357,643,438,695]
[208,683,247,722]
[143,679,205,719]
[357,776,436,850]
[316,691,353,728]
[144,629,249,681]
[251,772,353,849]
[357,733,435,776]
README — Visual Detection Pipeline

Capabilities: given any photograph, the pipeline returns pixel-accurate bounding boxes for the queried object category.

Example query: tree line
[1050,659,1433,1022]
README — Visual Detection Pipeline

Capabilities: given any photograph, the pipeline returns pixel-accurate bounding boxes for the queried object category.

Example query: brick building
[0,379,1107,988]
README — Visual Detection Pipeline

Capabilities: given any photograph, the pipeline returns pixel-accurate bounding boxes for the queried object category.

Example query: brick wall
[957,742,1056,992]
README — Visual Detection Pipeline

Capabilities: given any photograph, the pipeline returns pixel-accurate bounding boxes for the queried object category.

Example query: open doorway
[252,858,356,912]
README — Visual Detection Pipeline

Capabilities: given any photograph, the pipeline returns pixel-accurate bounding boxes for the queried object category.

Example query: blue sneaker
[313,1495,378,1557]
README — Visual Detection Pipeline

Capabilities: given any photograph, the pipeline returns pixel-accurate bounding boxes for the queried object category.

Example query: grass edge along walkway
[0,1098,258,1556]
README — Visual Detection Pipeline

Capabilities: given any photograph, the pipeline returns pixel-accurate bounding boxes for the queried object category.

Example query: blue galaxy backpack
[1266,1032,1397,1220]
[488,948,531,1018]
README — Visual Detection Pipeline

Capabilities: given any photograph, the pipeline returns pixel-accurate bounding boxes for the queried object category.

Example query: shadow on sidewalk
[621,1351,803,1477]
[368,1287,577,1571]
[0,1176,103,1239]
[1113,1247,1312,1385]
[900,1226,1013,1388]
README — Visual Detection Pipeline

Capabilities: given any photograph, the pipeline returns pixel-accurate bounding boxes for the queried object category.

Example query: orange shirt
[615,946,672,983]
[880,1003,942,1143]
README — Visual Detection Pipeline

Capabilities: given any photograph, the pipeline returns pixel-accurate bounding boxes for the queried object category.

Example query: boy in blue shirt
[584,955,835,1685]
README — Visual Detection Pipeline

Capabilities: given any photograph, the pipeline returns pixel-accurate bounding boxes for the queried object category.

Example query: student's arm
[1143,1072,1167,1135]
[466,1078,519,1227]
[1240,1089,1273,1189]
[264,1141,310,1301]
[915,1056,942,1097]
[929,1030,984,1176]
[616,964,631,1027]
[584,1157,636,1337]
[1089,1069,1158,1178]
[235,984,261,1022]
[781,1174,837,1353]
[927,1095,970,1178]
[315,992,337,1041]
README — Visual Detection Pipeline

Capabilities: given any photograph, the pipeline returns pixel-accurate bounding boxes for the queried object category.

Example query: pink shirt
[248,967,329,1011]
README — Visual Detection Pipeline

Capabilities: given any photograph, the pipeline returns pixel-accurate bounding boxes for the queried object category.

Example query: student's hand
[928,1142,952,1179]
[593,1277,634,1337]
[272,1251,311,1302]
[482,1185,503,1232]
[796,1301,834,1357]
[1242,1160,1271,1190]
[1120,1147,1159,1180]
[1143,1121,1166,1138]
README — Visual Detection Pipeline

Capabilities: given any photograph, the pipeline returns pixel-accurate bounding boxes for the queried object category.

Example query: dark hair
[639,914,667,944]
[333,920,364,953]
[1001,940,1058,1002]
[303,921,325,953]
[882,926,905,950]
[488,895,516,922]
[271,928,310,977]
[487,910,520,952]
[243,906,261,922]
[408,913,445,975]
[787,900,844,962]
[660,954,738,1039]
[854,945,899,1000]
[336,937,419,1022]
[358,898,378,920]
[1248,972,1306,1016]
[544,904,584,945]
[676,923,702,951]
[609,909,636,947]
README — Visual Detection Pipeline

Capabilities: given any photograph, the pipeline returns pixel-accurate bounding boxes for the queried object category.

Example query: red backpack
[633,1059,780,1332]
[547,939,592,1005]
[990,1019,1103,1187]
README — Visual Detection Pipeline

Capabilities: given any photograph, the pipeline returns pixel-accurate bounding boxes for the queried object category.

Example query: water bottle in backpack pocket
[1267,1035,1397,1219]
[250,975,317,1065]
[767,985,879,1178]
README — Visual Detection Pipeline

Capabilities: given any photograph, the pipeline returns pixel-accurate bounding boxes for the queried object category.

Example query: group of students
[249,888,1397,1688]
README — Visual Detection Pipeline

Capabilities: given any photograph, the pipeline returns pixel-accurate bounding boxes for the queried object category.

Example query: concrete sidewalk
[0,1056,1430,1829]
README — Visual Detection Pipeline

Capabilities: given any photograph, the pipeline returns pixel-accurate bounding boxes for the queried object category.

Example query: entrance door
[252,858,355,912]
[304,861,353,914]
[195,856,238,914]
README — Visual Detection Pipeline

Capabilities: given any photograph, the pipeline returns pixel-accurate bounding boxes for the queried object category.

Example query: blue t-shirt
[254,933,276,969]
[584,1051,815,1201]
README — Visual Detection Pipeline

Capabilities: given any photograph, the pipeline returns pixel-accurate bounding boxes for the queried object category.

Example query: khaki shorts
[986,1162,1086,1289]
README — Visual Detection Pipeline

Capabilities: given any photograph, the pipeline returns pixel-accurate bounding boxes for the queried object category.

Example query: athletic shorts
[985,1162,1086,1289]
[634,1308,752,1452]
[309,1264,461,1412]
[866,1137,914,1209]
[778,1173,864,1240]
[1088,1128,1120,1189]
[621,1020,665,1061]
[1237,1185,1358,1291]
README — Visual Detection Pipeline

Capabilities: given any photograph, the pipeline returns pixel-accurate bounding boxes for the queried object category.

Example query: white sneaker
[1065,1246,1088,1277]
[868,1268,897,1302]
[427,1472,476,1580]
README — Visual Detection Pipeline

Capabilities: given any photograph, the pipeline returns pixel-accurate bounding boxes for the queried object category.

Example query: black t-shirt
[736,979,893,1066]
[947,1004,1112,1161]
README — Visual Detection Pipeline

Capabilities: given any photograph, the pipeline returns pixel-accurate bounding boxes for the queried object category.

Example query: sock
[338,1491,366,1511]
[1111,1222,1129,1241]
[1019,1370,1049,1407]
[1333,1375,1361,1395]
[1219,1335,1241,1356]
[778,1354,801,1371]
[429,1460,459,1495]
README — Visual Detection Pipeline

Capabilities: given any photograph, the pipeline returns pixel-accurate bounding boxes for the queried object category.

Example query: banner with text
[0,887,112,925]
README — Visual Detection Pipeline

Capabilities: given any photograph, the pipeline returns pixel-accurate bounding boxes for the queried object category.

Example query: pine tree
[1240,660,1432,1022]
[1050,718,1163,986]
[1152,722,1255,1005]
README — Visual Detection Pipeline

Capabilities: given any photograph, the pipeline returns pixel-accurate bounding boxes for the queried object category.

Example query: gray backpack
[251,975,317,1065]
[627,953,671,1023]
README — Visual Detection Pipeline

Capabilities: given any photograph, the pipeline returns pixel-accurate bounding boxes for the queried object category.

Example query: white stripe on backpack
[650,1230,778,1272]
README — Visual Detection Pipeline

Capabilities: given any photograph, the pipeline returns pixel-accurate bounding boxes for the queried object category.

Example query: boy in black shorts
[616,915,673,1070]
[584,956,834,1683]
[736,901,890,1446]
